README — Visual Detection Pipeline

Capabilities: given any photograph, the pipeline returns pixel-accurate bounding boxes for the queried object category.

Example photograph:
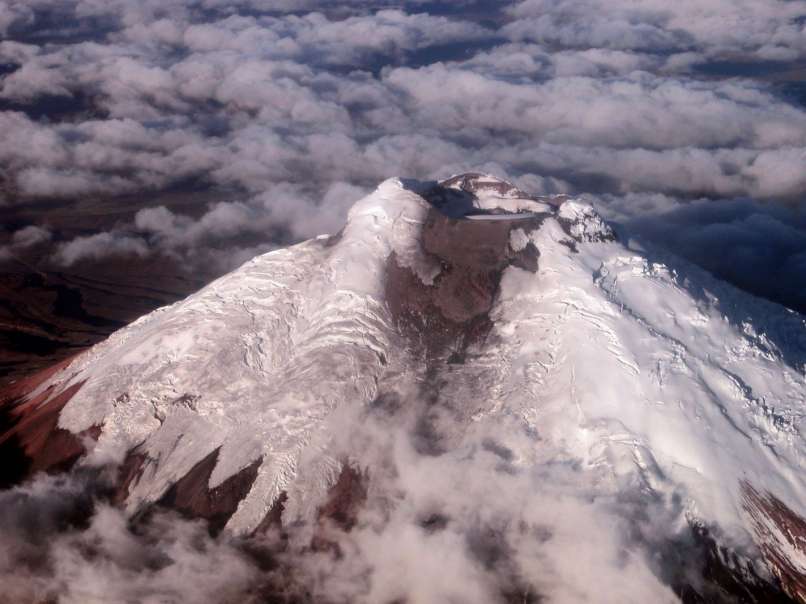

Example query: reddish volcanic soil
[0,255,211,490]
[156,449,263,536]
[743,482,806,603]
[385,205,543,359]
[0,355,94,488]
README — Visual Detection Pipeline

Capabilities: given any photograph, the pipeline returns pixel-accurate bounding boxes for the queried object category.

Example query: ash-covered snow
[23,175,806,593]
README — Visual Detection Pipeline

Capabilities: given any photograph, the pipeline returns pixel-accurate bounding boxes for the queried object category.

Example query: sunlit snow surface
[33,177,805,552]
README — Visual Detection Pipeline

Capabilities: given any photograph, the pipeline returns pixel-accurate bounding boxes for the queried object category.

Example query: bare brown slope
[386,206,544,360]
[0,356,94,488]
[744,483,806,603]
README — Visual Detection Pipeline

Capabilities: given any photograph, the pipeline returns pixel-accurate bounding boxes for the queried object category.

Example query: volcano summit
[1,174,805,603]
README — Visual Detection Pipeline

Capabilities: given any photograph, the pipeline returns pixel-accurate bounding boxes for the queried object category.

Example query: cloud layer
[0,388,778,604]
[0,472,264,604]
[506,0,806,61]
[1,0,804,304]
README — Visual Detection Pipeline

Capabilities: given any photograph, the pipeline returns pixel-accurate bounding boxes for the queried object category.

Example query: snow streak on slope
[12,174,806,602]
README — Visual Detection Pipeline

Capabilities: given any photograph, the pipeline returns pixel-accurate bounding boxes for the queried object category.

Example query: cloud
[0,1,802,326]
[384,64,806,149]
[596,193,806,313]
[0,224,52,261]
[312,460,671,602]
[2,6,804,208]
[176,9,491,67]
[505,0,806,63]
[53,232,149,266]
[0,1,33,36]
[0,384,753,604]
[11,224,51,247]
[263,385,745,603]
[0,472,263,604]
[43,180,368,272]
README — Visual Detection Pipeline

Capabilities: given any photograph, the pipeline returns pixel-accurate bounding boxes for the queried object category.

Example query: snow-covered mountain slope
[2,173,805,602]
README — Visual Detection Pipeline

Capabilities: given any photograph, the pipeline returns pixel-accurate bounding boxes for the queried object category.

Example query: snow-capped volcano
[1,174,805,602]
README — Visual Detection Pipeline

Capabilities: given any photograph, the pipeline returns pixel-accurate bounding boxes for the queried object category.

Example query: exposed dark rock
[311,465,368,555]
[254,492,289,536]
[113,450,148,506]
[0,174,800,604]
[385,206,544,359]
[558,238,579,253]
[511,242,540,272]
[316,465,367,532]
[439,173,539,201]
[743,482,806,603]
[0,357,95,489]
[557,208,617,244]
[384,190,548,461]
[647,516,799,604]
[385,250,494,358]
[156,449,262,536]
[321,228,344,248]
[419,512,450,533]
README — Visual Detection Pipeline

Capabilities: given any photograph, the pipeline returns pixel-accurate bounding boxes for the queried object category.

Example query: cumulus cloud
[11,225,51,247]
[172,10,491,67]
[2,4,804,199]
[288,403,688,604]
[0,472,263,604]
[505,0,806,63]
[384,65,806,150]
[0,0,806,316]
[0,383,760,604]
[0,2,803,311]
[0,224,52,261]
[0,1,33,36]
[53,232,149,266]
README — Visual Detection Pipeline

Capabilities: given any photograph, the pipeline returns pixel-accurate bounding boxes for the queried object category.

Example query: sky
[0,0,804,311]
[1,2,806,602]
